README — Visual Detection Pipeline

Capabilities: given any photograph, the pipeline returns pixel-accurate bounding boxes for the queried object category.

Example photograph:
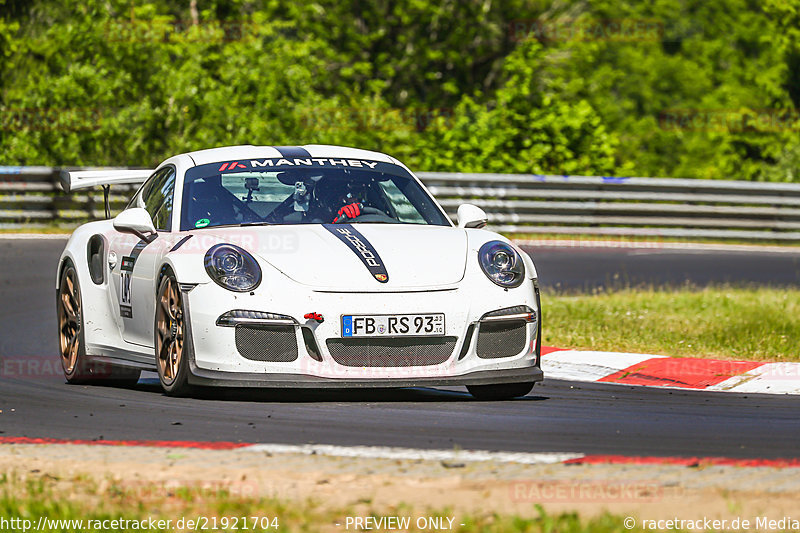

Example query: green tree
[416,39,621,175]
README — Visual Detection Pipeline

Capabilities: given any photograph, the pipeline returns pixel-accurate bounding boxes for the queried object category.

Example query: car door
[109,166,176,348]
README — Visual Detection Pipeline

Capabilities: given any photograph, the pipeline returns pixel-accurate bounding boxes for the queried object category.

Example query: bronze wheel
[58,263,88,382]
[57,261,141,385]
[155,273,191,395]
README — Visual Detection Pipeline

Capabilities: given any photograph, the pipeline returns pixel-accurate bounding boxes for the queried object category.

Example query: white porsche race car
[56,145,542,399]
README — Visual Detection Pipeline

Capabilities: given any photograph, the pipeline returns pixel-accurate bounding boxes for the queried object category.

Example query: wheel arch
[158,251,210,289]
[57,232,108,289]
[56,222,111,290]
[56,251,78,291]
[157,263,175,291]
[153,256,194,396]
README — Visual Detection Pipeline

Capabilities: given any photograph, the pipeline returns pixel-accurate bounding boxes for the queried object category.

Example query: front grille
[235,325,298,362]
[326,337,457,367]
[476,320,527,359]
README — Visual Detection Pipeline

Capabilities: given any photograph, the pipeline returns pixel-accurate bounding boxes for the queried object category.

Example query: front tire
[155,272,192,396]
[467,382,534,400]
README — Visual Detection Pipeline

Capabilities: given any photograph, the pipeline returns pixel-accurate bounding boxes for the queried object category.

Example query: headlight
[204,244,262,292]
[478,241,525,288]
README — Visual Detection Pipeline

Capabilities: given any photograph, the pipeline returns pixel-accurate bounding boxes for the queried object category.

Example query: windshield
[181,158,450,231]
[180,158,450,231]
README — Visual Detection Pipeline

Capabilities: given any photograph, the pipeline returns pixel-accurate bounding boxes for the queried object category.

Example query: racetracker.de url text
[0,516,280,531]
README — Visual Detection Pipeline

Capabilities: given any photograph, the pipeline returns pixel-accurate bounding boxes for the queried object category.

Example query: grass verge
[542,286,800,361]
[0,473,646,533]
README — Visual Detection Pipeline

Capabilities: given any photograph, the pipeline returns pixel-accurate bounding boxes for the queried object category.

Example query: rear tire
[57,261,142,386]
[467,382,534,400]
[155,272,192,396]
[57,262,92,384]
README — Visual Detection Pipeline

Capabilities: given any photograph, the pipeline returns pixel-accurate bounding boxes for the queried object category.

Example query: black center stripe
[323,224,389,283]
[273,146,312,158]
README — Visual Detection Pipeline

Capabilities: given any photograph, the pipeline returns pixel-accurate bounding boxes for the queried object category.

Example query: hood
[208,224,468,291]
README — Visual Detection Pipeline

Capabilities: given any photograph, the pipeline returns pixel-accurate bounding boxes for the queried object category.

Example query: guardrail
[0,166,138,226]
[3,166,800,241]
[419,172,800,241]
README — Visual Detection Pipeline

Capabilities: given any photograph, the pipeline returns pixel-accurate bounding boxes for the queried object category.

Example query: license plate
[341,313,445,337]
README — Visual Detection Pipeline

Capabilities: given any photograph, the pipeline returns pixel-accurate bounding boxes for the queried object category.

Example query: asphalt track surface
[1,238,799,458]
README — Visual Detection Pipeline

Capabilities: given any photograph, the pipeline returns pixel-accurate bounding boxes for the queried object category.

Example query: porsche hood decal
[322,224,389,283]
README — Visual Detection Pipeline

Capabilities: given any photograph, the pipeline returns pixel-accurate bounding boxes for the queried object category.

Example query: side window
[377,179,426,223]
[140,167,176,231]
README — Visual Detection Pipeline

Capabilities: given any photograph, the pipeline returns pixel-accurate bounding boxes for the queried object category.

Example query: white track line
[239,443,583,465]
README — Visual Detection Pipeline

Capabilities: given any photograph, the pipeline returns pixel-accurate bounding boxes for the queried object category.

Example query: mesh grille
[326,337,457,367]
[476,320,527,359]
[235,326,298,362]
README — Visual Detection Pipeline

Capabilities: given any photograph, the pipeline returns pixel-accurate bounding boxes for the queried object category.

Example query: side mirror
[457,203,488,229]
[113,208,157,241]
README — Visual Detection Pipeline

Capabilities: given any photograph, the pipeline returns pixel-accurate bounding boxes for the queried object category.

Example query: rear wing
[59,168,153,218]
[59,169,152,193]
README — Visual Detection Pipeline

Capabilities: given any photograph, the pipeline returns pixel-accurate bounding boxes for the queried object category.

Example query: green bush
[1,0,799,181]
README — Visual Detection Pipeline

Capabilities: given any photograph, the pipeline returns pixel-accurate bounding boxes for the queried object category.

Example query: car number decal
[117,237,153,319]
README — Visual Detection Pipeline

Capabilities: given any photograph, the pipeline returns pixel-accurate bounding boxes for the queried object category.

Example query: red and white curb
[541,347,800,394]
[1,437,799,469]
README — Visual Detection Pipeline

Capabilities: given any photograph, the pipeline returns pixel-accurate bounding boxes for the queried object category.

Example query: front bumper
[180,276,542,388]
